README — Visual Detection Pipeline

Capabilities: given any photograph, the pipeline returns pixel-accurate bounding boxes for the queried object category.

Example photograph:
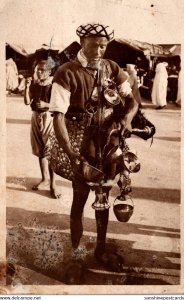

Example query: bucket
[113,195,134,222]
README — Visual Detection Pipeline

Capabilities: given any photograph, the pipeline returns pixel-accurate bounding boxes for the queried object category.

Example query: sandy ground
[5,94,181,288]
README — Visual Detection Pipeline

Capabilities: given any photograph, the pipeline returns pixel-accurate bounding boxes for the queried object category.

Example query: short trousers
[30,111,53,158]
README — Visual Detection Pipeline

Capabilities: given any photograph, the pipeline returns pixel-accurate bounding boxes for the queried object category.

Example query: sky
[0,0,183,52]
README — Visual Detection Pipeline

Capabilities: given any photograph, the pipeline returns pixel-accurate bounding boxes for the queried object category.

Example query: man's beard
[87,59,101,70]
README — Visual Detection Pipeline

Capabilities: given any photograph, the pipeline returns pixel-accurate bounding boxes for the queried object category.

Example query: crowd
[6,22,179,283]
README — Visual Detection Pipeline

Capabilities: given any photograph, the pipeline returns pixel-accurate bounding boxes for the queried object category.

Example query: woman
[151,62,168,109]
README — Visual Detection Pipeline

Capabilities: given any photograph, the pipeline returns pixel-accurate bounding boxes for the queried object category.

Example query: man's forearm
[121,94,138,128]
[53,112,73,157]
[24,88,31,105]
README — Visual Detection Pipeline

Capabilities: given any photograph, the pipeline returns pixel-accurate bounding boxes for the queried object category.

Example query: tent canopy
[6,39,180,73]
[162,44,181,56]
[114,38,176,56]
[6,43,30,57]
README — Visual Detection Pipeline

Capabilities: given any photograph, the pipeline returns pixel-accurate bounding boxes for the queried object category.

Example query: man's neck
[38,77,52,86]
[77,49,101,69]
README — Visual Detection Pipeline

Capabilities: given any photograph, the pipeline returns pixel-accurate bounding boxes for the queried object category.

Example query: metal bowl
[82,162,104,183]
[123,151,141,173]
[113,203,134,222]
[106,145,123,163]
[104,88,121,106]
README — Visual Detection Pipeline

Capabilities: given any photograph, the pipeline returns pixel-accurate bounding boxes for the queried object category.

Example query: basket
[48,115,89,181]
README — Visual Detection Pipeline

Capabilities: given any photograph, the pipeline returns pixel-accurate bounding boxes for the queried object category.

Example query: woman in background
[151,62,168,109]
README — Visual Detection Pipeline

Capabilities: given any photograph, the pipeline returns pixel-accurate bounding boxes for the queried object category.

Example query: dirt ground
[5,94,181,289]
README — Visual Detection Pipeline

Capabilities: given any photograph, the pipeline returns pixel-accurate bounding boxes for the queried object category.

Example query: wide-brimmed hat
[76,23,114,41]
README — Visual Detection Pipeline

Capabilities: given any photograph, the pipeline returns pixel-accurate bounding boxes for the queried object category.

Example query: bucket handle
[113,195,134,208]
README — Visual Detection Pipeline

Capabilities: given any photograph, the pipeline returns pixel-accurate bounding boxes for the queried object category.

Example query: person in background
[167,64,179,103]
[49,23,138,272]
[175,66,181,107]
[6,58,19,94]
[151,62,168,109]
[126,64,142,108]
[24,59,61,199]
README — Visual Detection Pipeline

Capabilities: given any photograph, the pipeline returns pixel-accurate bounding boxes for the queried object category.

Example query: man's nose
[94,47,101,57]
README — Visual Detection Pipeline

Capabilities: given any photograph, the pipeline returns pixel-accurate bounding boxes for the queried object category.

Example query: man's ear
[80,37,84,47]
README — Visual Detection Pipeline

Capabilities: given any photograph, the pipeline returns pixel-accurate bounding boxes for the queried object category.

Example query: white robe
[151,63,168,107]
[176,70,181,105]
[6,58,19,91]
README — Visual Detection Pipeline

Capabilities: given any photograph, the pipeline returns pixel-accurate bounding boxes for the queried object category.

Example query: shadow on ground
[6,176,69,199]
[111,185,180,204]
[154,136,180,142]
[6,176,181,204]
[6,118,31,125]
[142,102,180,111]
[6,206,180,285]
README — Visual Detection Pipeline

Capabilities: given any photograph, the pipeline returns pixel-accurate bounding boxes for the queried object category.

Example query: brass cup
[82,162,104,183]
[106,145,123,163]
[123,151,141,173]
[92,192,110,210]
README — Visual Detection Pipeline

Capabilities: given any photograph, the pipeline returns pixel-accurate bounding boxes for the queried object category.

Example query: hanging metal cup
[123,151,141,173]
[92,191,110,210]
[82,162,104,183]
[104,87,121,106]
[106,145,124,163]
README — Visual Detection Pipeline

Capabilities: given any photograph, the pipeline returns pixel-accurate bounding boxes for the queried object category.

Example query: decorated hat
[76,23,114,41]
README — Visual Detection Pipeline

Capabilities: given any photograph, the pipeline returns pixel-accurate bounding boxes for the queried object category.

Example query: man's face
[81,36,108,61]
[36,63,51,81]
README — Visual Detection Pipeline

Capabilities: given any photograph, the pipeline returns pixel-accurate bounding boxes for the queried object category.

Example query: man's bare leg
[49,165,62,199]
[32,157,50,190]
[94,192,124,272]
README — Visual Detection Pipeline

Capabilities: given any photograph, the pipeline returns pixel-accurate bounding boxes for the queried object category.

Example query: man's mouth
[90,58,101,61]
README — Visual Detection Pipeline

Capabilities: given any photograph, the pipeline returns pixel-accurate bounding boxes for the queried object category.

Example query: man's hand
[68,150,80,165]
[120,120,132,133]
[36,100,49,109]
[68,150,85,171]
[119,121,132,139]
[25,77,32,88]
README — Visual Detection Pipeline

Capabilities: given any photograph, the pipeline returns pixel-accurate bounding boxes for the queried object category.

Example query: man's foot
[32,180,49,190]
[94,249,124,273]
[50,186,62,199]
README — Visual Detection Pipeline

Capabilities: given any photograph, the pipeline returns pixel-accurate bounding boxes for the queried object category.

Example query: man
[49,23,138,272]
[24,59,61,199]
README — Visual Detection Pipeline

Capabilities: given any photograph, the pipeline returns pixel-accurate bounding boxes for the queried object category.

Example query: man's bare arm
[24,78,32,105]
[53,112,82,167]
[120,93,138,131]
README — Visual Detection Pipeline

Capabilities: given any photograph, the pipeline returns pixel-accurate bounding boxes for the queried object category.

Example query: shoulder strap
[101,59,112,79]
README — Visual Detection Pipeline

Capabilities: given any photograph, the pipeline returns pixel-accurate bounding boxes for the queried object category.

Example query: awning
[114,38,172,56]
[169,45,181,56]
[6,43,30,57]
